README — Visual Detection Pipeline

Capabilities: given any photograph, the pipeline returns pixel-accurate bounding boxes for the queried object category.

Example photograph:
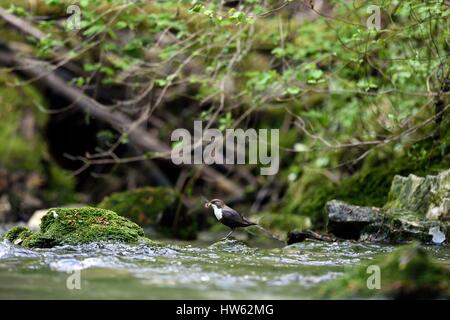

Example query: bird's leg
[222,229,234,240]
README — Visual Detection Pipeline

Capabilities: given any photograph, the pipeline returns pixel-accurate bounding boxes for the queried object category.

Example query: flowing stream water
[0,228,449,299]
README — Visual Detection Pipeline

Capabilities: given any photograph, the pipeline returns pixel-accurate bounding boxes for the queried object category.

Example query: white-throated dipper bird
[205,199,256,240]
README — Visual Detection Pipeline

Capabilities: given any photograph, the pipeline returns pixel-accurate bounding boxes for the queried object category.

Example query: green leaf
[285,87,300,95]
[83,24,106,37]
[116,21,128,30]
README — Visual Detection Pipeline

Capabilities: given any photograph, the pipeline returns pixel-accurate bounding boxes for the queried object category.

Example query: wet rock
[360,210,447,243]
[3,207,152,248]
[287,229,336,245]
[326,200,381,240]
[370,169,450,243]
[319,244,450,299]
[98,187,197,240]
[326,170,450,244]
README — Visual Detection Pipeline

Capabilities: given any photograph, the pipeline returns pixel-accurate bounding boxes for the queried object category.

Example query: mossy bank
[319,244,450,299]
[2,207,153,248]
[0,71,76,221]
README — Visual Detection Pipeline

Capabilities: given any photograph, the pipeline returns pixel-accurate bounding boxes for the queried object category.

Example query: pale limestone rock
[27,209,49,231]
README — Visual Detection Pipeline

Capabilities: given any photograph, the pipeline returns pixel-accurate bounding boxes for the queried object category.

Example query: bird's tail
[247,224,285,244]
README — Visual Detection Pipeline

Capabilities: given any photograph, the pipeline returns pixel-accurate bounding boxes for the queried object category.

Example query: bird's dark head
[205,198,225,208]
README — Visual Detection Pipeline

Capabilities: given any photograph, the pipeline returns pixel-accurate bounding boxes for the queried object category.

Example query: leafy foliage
[0,0,448,230]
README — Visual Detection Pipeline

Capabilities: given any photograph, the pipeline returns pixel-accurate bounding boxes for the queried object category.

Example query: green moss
[285,164,407,230]
[384,175,435,214]
[2,207,151,248]
[99,187,197,240]
[354,168,450,243]
[99,187,176,224]
[319,244,450,299]
[384,169,450,222]
[284,172,335,228]
[4,226,33,244]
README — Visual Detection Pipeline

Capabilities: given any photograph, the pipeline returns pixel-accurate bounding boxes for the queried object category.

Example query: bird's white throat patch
[211,204,223,220]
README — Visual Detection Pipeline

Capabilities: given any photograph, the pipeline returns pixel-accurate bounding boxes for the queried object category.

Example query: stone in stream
[325,169,450,244]
[3,207,153,248]
[326,200,382,240]
[319,244,450,299]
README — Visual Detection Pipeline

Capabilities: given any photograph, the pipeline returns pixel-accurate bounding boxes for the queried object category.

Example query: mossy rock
[360,169,450,243]
[98,187,197,240]
[283,126,450,230]
[325,188,449,244]
[3,226,34,245]
[319,244,450,299]
[385,169,450,221]
[2,207,150,248]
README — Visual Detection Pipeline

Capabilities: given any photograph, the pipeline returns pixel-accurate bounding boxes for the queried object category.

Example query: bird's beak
[205,202,211,208]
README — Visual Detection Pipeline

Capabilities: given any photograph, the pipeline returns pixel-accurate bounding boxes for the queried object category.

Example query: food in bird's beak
[205,202,210,208]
